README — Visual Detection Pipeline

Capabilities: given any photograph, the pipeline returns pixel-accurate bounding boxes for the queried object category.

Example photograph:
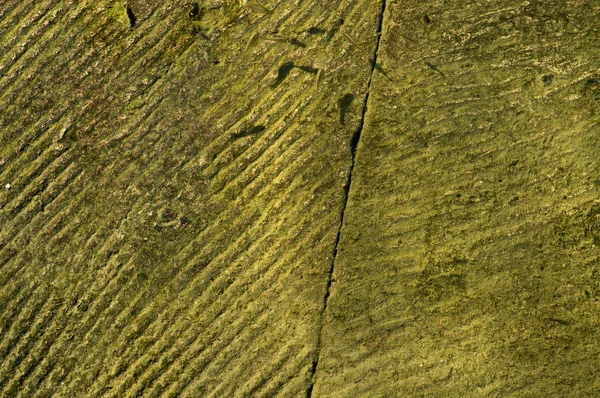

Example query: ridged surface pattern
[2,0,600,397]
[314,0,600,396]
[0,1,382,396]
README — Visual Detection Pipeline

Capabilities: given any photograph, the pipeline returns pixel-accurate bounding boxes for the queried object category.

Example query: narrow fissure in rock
[306,1,388,396]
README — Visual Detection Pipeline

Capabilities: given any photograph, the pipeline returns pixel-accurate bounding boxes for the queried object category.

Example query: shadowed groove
[0,16,195,258]
[251,350,314,398]
[0,3,214,394]
[15,111,199,388]
[186,0,372,136]
[0,0,58,64]
[161,305,282,398]
[4,185,161,384]
[1,299,73,397]
[0,1,26,27]
[91,183,339,395]
[81,76,360,394]
[2,0,385,395]
[31,255,139,392]
[0,1,187,157]
[0,282,39,360]
[1,147,79,220]
[86,172,338,395]
[0,161,84,281]
[139,211,337,396]
[205,336,309,398]
[0,4,98,115]
[0,289,53,391]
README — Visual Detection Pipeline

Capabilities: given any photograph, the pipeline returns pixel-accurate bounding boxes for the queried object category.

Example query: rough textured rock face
[313,1,600,396]
[1,1,599,397]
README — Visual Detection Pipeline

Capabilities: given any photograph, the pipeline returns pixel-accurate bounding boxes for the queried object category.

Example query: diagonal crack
[306,1,388,396]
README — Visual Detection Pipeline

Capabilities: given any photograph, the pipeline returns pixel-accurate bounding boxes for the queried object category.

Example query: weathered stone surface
[1,0,600,397]
[0,1,380,396]
[314,0,600,396]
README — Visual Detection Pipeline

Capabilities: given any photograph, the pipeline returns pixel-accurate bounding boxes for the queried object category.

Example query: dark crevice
[306,1,388,397]
[126,7,136,28]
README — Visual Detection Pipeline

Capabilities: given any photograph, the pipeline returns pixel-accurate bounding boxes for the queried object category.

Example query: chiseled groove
[113,2,173,54]
[0,283,46,360]
[474,3,526,22]
[0,3,93,110]
[0,1,24,28]
[132,8,368,392]
[0,277,31,319]
[0,252,31,298]
[202,2,335,100]
[0,1,178,160]
[0,20,169,398]
[0,245,18,272]
[81,13,196,145]
[0,130,71,211]
[0,22,116,190]
[107,9,182,80]
[49,207,116,269]
[47,178,192,388]
[207,96,315,196]
[0,0,56,62]
[332,330,457,397]
[160,304,276,398]
[33,254,140,395]
[87,92,166,160]
[104,15,188,94]
[251,348,314,398]
[1,299,71,397]
[175,279,299,397]
[2,146,79,222]
[85,29,194,146]
[130,205,337,398]
[26,111,188,388]
[289,2,334,33]
[206,335,304,398]
[0,160,83,284]
[95,94,163,149]
[0,152,82,246]
[92,178,332,396]
[0,174,84,293]
[0,216,99,371]
[92,63,352,390]
[9,1,370,394]
[196,0,364,133]
[44,209,94,265]
[0,214,101,384]
[0,11,188,258]
[208,278,324,398]
[196,13,361,178]
[0,280,36,349]
[197,53,316,174]
[256,1,312,36]
[103,174,336,396]
[185,116,320,261]
[0,0,62,72]
[52,258,148,394]
[232,1,342,87]
[181,122,328,267]
[0,288,51,391]
[26,280,119,397]
[204,56,345,190]
[276,363,314,398]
